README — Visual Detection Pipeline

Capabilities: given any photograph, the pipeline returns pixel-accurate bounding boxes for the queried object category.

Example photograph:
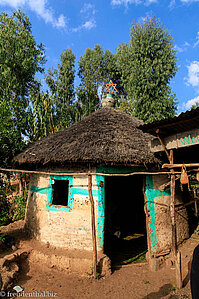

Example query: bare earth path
[1,221,198,299]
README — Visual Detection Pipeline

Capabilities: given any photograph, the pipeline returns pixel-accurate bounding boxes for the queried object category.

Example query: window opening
[52,180,69,206]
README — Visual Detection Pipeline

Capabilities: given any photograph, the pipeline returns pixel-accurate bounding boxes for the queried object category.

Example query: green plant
[0,232,7,243]
[11,191,28,222]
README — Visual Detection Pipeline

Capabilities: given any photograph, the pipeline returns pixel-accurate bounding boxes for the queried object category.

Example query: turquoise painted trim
[95,165,145,250]
[96,175,105,249]
[146,175,171,252]
[97,165,144,174]
[46,175,74,212]
[29,178,98,213]
[29,184,50,195]
[72,188,98,197]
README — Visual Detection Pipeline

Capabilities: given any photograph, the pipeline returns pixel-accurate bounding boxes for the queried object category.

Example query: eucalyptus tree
[116,17,178,123]
[45,49,76,129]
[77,45,123,117]
[77,44,104,116]
[0,10,45,165]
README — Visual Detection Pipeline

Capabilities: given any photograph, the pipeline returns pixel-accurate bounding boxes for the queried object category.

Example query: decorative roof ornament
[104,80,118,94]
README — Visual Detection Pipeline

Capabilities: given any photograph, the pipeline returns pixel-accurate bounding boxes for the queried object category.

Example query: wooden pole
[170,150,177,256]
[88,172,97,278]
[169,150,182,289]
[156,131,170,161]
[194,190,198,217]
[163,163,199,169]
[0,167,180,176]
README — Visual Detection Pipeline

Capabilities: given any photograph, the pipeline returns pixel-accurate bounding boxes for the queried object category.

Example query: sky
[0,0,199,113]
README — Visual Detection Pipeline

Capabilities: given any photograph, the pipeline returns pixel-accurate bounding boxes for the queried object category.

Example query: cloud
[82,19,96,30]
[0,0,66,29]
[183,96,199,110]
[111,0,157,5]
[80,3,96,16]
[169,0,176,8]
[180,0,199,2]
[185,61,199,88]
[72,19,96,32]
[72,3,96,32]
[194,32,199,47]
[174,42,190,53]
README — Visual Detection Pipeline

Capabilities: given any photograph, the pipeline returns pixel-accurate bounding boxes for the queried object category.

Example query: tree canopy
[0,11,180,167]
[0,10,45,166]
[116,17,178,123]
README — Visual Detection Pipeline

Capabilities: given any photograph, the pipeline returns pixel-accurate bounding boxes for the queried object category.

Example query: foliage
[191,102,199,110]
[45,49,76,130]
[116,17,178,123]
[77,45,123,117]
[0,97,23,167]
[0,10,45,165]
[0,179,12,226]
[29,82,56,140]
[0,174,28,227]
[11,192,27,222]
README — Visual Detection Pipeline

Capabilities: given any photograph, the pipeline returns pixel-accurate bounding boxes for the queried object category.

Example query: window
[52,179,69,206]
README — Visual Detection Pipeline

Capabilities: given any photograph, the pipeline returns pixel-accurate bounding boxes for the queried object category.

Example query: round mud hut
[14,104,189,273]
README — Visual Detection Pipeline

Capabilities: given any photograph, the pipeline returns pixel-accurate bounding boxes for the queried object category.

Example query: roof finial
[102,80,118,108]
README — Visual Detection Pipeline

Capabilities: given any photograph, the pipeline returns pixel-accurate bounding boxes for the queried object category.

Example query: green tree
[29,81,55,140]
[77,45,123,117]
[77,44,104,116]
[45,49,76,129]
[0,10,45,164]
[191,102,199,110]
[116,17,177,123]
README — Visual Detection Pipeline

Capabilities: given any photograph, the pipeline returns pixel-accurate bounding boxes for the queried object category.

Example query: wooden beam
[169,150,177,256]
[0,167,181,176]
[88,172,97,278]
[156,132,170,161]
[150,128,199,153]
[169,150,183,289]
[163,163,199,169]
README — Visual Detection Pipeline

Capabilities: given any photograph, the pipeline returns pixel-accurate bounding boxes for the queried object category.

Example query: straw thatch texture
[15,107,159,166]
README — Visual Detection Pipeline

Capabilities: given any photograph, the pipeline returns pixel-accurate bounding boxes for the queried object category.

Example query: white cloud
[0,0,66,29]
[0,0,25,7]
[82,19,96,30]
[183,96,199,109]
[80,3,96,16]
[181,0,199,2]
[72,19,96,32]
[111,0,157,5]
[169,0,176,8]
[185,61,199,87]
[194,32,199,47]
[174,42,190,53]
[72,3,96,32]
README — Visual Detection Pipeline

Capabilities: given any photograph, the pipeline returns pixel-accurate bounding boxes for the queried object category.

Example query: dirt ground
[1,220,198,299]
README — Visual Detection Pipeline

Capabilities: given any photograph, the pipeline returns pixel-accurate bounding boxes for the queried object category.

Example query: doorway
[104,175,147,267]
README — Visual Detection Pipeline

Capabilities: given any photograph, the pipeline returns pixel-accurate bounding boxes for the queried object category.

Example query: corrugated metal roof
[140,107,199,136]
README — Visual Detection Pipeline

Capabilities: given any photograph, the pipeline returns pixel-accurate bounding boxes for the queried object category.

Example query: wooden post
[19,177,23,197]
[194,189,198,217]
[88,172,97,278]
[170,150,182,289]
[170,150,177,256]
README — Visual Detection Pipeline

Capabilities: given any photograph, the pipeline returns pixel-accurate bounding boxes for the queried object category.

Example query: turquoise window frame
[46,175,73,212]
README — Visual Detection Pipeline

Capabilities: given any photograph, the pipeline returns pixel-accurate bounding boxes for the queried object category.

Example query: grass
[122,250,147,265]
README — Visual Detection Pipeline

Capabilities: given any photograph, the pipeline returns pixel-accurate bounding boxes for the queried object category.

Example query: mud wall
[145,175,189,255]
[25,166,105,252]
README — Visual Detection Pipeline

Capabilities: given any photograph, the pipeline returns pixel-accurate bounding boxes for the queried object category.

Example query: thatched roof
[15,107,159,167]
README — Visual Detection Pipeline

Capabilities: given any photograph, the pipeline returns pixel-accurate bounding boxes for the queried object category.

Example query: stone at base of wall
[29,248,111,277]
[148,254,166,272]
[98,254,111,277]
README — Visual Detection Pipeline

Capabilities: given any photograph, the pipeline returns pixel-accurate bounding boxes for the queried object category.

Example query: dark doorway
[104,175,147,267]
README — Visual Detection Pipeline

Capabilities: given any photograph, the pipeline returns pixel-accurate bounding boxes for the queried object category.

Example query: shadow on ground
[141,283,176,299]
